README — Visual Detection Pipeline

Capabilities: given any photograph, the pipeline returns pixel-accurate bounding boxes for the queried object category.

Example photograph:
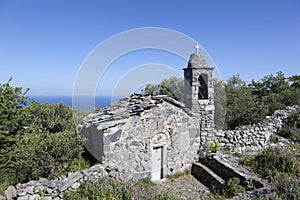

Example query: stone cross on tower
[194,43,200,54]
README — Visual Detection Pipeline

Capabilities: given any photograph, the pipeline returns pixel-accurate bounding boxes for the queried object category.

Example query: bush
[10,131,85,182]
[242,147,299,180]
[0,78,91,187]
[241,145,300,199]
[214,140,221,152]
[205,140,221,153]
[278,107,300,142]
[0,180,10,195]
[274,175,300,200]
[278,126,292,138]
[26,102,75,133]
[226,177,244,197]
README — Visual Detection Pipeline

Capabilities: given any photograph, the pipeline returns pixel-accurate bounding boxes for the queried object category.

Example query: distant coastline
[29,96,122,109]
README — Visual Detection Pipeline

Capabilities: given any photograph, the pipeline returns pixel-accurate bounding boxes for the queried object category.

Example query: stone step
[199,155,264,189]
[191,163,226,192]
[200,156,245,185]
[193,155,274,199]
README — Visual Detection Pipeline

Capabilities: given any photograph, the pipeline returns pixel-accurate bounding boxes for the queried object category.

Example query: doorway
[151,146,163,181]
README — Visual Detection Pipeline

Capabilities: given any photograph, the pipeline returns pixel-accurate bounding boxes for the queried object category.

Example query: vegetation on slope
[240,109,300,199]
[241,144,300,199]
[64,177,176,200]
[0,78,90,193]
[1,71,299,197]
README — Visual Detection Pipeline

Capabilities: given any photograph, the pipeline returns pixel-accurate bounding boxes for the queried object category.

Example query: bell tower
[183,44,215,131]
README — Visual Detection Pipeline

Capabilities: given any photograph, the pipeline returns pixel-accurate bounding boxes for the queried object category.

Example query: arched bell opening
[198,74,208,100]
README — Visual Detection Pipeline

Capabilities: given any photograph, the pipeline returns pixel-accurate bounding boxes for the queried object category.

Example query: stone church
[81,46,215,181]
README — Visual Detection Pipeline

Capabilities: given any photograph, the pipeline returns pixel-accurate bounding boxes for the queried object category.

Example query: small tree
[250,71,296,114]
[0,77,31,168]
[225,74,261,129]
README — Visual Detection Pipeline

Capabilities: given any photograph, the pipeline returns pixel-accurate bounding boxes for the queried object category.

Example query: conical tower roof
[187,43,209,68]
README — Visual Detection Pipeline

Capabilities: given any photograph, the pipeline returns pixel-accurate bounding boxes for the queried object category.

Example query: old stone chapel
[81,45,215,181]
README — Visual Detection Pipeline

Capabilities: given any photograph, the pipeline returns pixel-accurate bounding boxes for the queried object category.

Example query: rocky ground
[154,175,210,200]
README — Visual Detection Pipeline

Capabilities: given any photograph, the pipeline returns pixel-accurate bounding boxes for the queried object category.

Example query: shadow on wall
[81,126,104,162]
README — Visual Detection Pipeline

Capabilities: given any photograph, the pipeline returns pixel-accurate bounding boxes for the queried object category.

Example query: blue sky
[0,0,299,96]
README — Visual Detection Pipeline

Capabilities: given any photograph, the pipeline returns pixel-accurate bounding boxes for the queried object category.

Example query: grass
[64,177,176,200]
[0,180,10,195]
[167,169,190,182]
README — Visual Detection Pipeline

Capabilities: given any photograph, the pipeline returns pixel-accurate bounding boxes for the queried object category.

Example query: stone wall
[81,97,202,181]
[0,164,112,200]
[213,106,298,151]
[2,100,297,200]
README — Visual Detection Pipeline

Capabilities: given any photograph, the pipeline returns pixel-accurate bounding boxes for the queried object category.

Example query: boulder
[4,186,17,200]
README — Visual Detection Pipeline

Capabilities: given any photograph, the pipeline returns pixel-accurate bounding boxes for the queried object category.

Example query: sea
[29,96,122,110]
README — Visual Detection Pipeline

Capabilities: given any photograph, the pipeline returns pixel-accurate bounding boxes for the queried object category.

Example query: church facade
[80,47,215,181]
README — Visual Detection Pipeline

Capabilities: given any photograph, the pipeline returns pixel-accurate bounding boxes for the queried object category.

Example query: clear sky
[0,0,299,96]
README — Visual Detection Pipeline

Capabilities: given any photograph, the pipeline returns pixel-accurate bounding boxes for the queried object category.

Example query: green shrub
[0,180,10,195]
[274,175,300,200]
[254,148,299,179]
[205,141,213,153]
[226,177,244,196]
[205,140,221,153]
[241,146,300,199]
[214,140,221,152]
[10,131,85,182]
[278,108,300,141]
[224,146,231,154]
[242,147,299,180]
[278,126,292,138]
[63,158,90,173]
[142,76,184,102]
[26,101,75,133]
[0,78,92,187]
[210,177,244,198]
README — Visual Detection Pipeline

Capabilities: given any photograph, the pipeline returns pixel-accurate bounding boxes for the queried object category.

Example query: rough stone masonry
[1,46,298,199]
[1,105,297,200]
[80,47,216,181]
[80,94,204,181]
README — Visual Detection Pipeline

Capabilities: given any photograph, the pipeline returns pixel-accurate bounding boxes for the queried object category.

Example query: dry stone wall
[214,106,298,151]
[0,164,113,200]
[1,96,297,200]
